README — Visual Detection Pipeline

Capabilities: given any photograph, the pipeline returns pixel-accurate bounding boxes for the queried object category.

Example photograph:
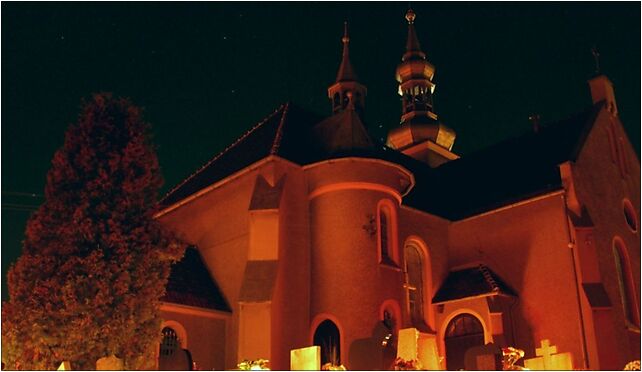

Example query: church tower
[387,9,458,167]
[327,22,367,117]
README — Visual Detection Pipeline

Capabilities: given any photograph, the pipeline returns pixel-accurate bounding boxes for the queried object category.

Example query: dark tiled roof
[432,264,517,304]
[162,247,231,312]
[161,103,324,206]
[403,102,604,219]
[161,99,603,221]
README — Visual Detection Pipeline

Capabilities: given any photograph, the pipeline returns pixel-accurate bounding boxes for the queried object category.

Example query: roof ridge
[270,102,290,154]
[161,104,287,203]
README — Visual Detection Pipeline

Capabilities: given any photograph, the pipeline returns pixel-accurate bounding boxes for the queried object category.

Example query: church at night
[152,10,640,370]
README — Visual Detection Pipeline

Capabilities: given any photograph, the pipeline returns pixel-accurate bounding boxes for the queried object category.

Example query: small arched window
[333,93,341,108]
[160,327,180,357]
[613,238,640,327]
[377,200,397,265]
[623,199,638,233]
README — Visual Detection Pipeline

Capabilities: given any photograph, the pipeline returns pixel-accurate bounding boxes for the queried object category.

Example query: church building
[153,10,640,370]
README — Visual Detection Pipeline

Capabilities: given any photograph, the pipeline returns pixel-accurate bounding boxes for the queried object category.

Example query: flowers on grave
[623,360,641,371]
[321,362,347,370]
[393,357,422,370]
[237,359,270,370]
[502,346,527,370]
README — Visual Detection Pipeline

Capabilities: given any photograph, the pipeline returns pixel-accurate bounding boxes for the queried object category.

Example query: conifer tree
[2,93,182,370]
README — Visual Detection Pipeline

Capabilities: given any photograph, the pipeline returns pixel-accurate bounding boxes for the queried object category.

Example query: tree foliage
[2,93,183,370]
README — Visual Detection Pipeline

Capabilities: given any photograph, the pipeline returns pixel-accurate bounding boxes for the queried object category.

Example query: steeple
[328,22,367,116]
[396,8,437,124]
[387,9,458,168]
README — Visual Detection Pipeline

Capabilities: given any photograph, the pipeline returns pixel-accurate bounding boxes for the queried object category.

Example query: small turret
[328,22,367,117]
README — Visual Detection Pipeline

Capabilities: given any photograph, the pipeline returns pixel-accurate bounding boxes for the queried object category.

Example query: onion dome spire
[328,21,367,116]
[387,8,457,167]
[395,8,437,124]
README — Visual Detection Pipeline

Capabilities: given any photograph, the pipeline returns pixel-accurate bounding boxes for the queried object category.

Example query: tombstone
[523,339,573,370]
[291,346,321,370]
[463,342,503,371]
[417,333,440,370]
[96,355,123,370]
[57,361,71,370]
[396,328,441,370]
[397,328,419,362]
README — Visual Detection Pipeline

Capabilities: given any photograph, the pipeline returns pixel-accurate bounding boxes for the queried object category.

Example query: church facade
[154,10,640,370]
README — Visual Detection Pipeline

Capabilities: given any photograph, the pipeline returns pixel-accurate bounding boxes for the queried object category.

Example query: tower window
[377,200,398,266]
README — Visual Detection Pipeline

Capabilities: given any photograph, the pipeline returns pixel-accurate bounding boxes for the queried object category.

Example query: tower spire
[336,21,357,82]
[395,9,436,123]
[386,8,458,167]
[403,8,425,60]
[328,21,367,116]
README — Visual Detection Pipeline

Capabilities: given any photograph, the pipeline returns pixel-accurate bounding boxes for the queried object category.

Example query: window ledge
[380,258,402,272]
[625,322,641,334]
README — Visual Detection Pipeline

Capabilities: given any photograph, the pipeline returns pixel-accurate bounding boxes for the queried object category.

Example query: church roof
[432,264,517,304]
[403,101,604,220]
[161,103,324,207]
[161,100,604,221]
[162,247,231,312]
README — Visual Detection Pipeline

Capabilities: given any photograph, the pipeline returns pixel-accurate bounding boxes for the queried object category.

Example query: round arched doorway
[313,319,341,366]
[444,313,485,370]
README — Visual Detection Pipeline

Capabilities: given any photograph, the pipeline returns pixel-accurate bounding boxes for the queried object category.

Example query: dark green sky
[2,3,640,300]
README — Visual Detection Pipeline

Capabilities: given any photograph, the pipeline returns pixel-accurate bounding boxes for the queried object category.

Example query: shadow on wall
[348,320,397,370]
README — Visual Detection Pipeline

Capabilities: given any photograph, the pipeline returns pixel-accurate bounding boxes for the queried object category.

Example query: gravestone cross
[535,339,557,369]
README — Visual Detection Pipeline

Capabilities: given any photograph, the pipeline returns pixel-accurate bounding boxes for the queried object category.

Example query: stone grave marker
[57,361,71,370]
[524,339,573,370]
[290,345,321,370]
[96,354,123,370]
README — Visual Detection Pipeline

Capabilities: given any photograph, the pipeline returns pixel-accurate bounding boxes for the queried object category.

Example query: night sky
[2,3,640,300]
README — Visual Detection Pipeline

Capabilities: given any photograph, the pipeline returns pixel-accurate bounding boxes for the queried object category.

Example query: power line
[2,191,44,198]
[1,203,40,212]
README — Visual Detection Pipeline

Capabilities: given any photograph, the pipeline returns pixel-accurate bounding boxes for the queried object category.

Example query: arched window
[160,327,179,357]
[313,320,341,366]
[380,212,389,259]
[404,244,425,327]
[623,199,638,233]
[444,314,485,370]
[333,93,341,109]
[159,324,193,370]
[613,238,640,327]
[377,200,398,265]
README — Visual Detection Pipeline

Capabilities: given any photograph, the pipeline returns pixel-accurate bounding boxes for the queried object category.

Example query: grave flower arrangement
[393,357,422,370]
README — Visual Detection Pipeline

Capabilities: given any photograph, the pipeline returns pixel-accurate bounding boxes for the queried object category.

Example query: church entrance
[444,314,485,370]
[313,319,341,367]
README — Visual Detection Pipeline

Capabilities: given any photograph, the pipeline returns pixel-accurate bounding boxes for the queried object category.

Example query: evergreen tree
[2,93,182,370]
